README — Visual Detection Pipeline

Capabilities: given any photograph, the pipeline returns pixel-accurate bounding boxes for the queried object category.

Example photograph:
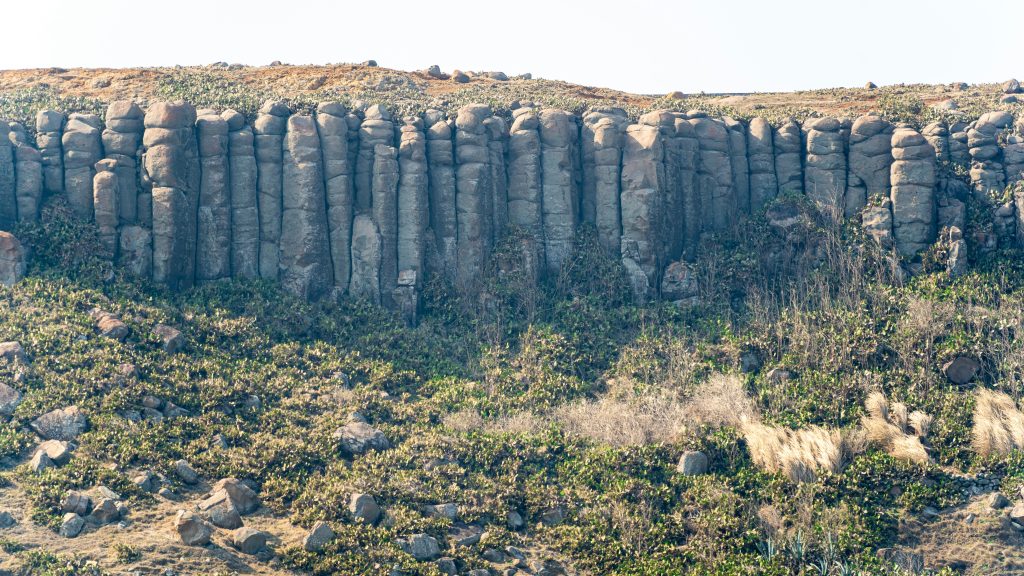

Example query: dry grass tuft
[679,373,759,430]
[971,388,1024,458]
[740,420,849,483]
[554,389,689,446]
[860,391,931,464]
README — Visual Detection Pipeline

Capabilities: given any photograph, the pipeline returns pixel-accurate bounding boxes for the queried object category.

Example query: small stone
[153,324,184,353]
[334,421,390,455]
[482,548,506,563]
[1009,503,1024,524]
[451,71,470,84]
[423,502,458,520]
[965,513,976,524]
[302,520,335,552]
[211,434,229,449]
[133,470,160,493]
[942,356,980,385]
[61,490,93,515]
[60,512,85,537]
[0,382,21,416]
[198,489,243,529]
[158,487,178,500]
[506,510,524,530]
[436,557,458,575]
[35,440,72,465]
[162,402,189,419]
[92,309,129,341]
[142,395,163,409]
[468,570,491,576]
[88,497,121,525]
[349,493,381,524]
[174,459,199,484]
[677,451,709,475]
[865,81,877,89]
[211,478,260,514]
[505,546,525,561]
[399,533,440,561]
[93,486,120,500]
[989,492,1010,509]
[0,511,15,528]
[30,406,87,440]
[232,527,268,554]
[175,510,212,546]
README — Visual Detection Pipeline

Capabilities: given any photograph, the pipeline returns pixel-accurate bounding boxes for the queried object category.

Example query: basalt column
[13,141,42,222]
[93,159,119,255]
[196,112,232,281]
[724,117,750,215]
[143,102,200,289]
[968,111,1013,197]
[223,109,259,279]
[539,108,577,274]
[35,111,64,196]
[507,107,544,254]
[485,116,508,246]
[890,127,936,257]
[922,122,950,164]
[690,114,733,231]
[847,114,893,217]
[315,102,354,292]
[356,105,394,213]
[372,143,400,304]
[426,116,457,280]
[620,123,664,301]
[804,117,846,215]
[254,100,289,280]
[281,115,333,300]
[582,108,627,255]
[747,117,778,213]
[62,113,103,220]
[774,118,803,196]
[454,104,492,290]
[102,101,144,225]
[0,123,14,229]
[398,117,428,283]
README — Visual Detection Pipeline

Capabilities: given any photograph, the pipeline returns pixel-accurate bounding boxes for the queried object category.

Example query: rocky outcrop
[35,111,64,196]
[539,109,578,274]
[14,141,42,223]
[349,214,381,304]
[508,108,544,255]
[969,111,1012,197]
[803,117,846,214]
[582,109,627,254]
[725,117,750,215]
[691,114,733,231]
[356,105,394,212]
[223,109,259,279]
[102,101,144,225]
[747,117,778,212]
[280,115,332,300]
[847,114,892,217]
[93,159,119,255]
[774,118,804,196]
[398,118,428,283]
[620,123,664,295]
[372,144,400,304]
[62,114,103,220]
[254,100,289,280]
[195,112,231,281]
[426,116,457,280]
[455,104,493,289]
[890,127,936,257]
[0,232,26,285]
[316,102,354,292]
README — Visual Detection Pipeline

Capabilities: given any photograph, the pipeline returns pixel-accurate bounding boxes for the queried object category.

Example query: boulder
[0,511,16,528]
[212,478,260,515]
[942,356,979,385]
[59,512,85,538]
[92,309,128,340]
[1003,79,1021,94]
[661,261,698,302]
[349,493,381,524]
[232,527,268,555]
[0,341,26,364]
[174,459,199,484]
[175,510,212,546]
[153,324,183,353]
[0,382,21,416]
[87,497,121,525]
[28,450,52,473]
[303,520,335,552]
[676,451,709,475]
[35,440,72,465]
[31,406,87,440]
[0,233,26,286]
[334,421,391,455]
[399,533,441,561]
[197,489,243,529]
[61,490,93,515]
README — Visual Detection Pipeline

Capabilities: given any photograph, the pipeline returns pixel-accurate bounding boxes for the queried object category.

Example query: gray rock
[804,117,847,216]
[0,382,21,416]
[28,449,52,473]
[14,143,42,223]
[399,533,440,561]
[197,489,243,529]
[747,117,778,212]
[773,119,803,196]
[356,109,394,214]
[102,102,144,225]
[507,510,524,530]
[676,450,709,475]
[62,114,103,219]
[35,110,65,196]
[118,225,153,279]
[0,233,26,286]
[254,100,290,281]
[175,510,212,546]
[989,492,1010,509]
[195,113,232,281]
[862,200,894,248]
[133,470,160,493]
[303,520,335,552]
[427,118,458,280]
[943,356,979,385]
[60,512,85,537]
[661,261,698,302]
[372,144,400,304]
[221,109,259,279]
[0,341,26,364]
[423,502,458,520]
[232,527,268,554]
[349,493,381,524]
[92,161,120,255]
[35,439,71,465]
[174,459,199,484]
[92,309,128,340]
[538,109,577,275]
[315,103,354,292]
[334,420,390,456]
[890,127,936,257]
[620,123,663,287]
[0,511,16,528]
[212,477,260,515]
[87,497,121,525]
[1003,78,1021,94]
[582,109,628,254]
[436,557,458,575]
[398,120,429,285]
[61,490,93,515]
[153,324,183,353]
[847,114,893,218]
[31,406,87,440]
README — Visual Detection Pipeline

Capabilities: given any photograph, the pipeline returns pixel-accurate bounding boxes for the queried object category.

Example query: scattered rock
[153,324,184,353]
[485,71,508,81]
[1003,78,1021,94]
[451,71,470,84]
[436,557,458,575]
[28,450,53,473]
[0,382,22,416]
[361,60,378,67]
[198,489,243,529]
[91,309,128,340]
[425,65,445,79]
[35,440,71,465]
[0,341,28,364]
[677,450,709,476]
[399,533,440,561]
[174,459,199,484]
[988,492,1009,510]
[158,487,178,500]
[423,502,458,520]
[175,510,212,546]
[232,527,268,554]
[60,512,84,537]
[449,523,483,547]
[162,401,189,419]
[1010,503,1024,524]
[133,470,160,493]
[302,520,335,552]
[61,490,92,515]
[31,406,87,440]
[334,421,391,455]
[212,478,260,514]
[482,548,506,563]
[0,511,15,528]
[87,497,122,525]
[507,510,524,530]
[306,75,327,90]
[660,261,698,303]
[942,356,979,385]
[349,493,381,524]
[0,232,26,286]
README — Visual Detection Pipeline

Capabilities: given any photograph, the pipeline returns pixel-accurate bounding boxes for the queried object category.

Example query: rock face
[35,110,65,196]
[747,117,778,212]
[426,117,457,280]
[692,115,733,231]
[539,109,577,274]
[14,142,43,223]
[804,117,847,214]
[195,112,232,281]
[398,119,428,286]
[280,115,333,300]
[847,114,893,216]
[0,122,14,230]
[774,118,804,196]
[0,232,26,285]
[620,123,664,295]
[254,100,290,280]
[372,144,400,304]
[316,102,353,292]
[62,114,103,220]
[103,101,144,225]
[349,214,381,303]
[890,127,936,257]
[223,109,259,279]
[144,102,200,289]
[582,109,627,254]
[969,111,1012,197]
[455,104,493,290]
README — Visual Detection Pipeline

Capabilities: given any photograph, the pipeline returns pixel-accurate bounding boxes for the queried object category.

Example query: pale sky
[6,0,1023,95]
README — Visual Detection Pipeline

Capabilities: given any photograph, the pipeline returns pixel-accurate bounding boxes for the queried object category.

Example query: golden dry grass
[971,388,1024,458]
[740,421,849,483]
[861,391,931,464]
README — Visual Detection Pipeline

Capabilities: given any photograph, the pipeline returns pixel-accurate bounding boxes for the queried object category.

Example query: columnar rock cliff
[3,100,1024,310]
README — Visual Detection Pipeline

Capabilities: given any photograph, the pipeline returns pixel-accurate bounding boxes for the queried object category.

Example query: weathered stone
[848,114,893,217]
[724,117,750,215]
[942,356,979,385]
[582,109,628,254]
[676,451,709,475]
[862,200,894,248]
[13,143,42,223]
[28,450,52,473]
[508,108,545,258]
[426,118,458,280]
[423,502,458,520]
[174,459,199,484]
[212,478,260,515]
[620,124,664,289]
[0,382,21,416]
[804,117,847,215]
[35,110,64,196]
[0,232,26,286]
[485,115,509,248]
[59,512,84,537]
[396,121,428,286]
[198,489,243,529]
[118,225,152,278]
[455,104,494,291]
[0,342,23,366]
[220,109,259,279]
[399,533,440,561]
[661,261,698,302]
[369,144,399,304]
[539,109,577,274]
[747,117,778,212]
[175,510,212,546]
[92,309,128,340]
[0,122,13,229]
[62,114,103,219]
[133,470,160,493]
[0,511,16,528]
[890,127,936,257]
[103,101,144,224]
[153,324,183,353]
[87,497,121,525]
[92,160,120,255]
[303,520,335,552]
[349,493,381,524]
[356,109,394,213]
[31,406,87,440]
[254,100,290,280]
[692,116,734,230]
[349,214,381,303]
[61,490,93,516]
[334,421,390,455]
[36,440,72,465]
[280,115,333,300]
[195,113,231,281]
[316,102,354,292]
[773,118,803,196]
[232,527,268,554]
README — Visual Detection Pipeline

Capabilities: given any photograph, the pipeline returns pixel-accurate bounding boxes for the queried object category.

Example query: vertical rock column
[948,122,970,166]
[619,123,664,301]
[724,117,750,216]
[143,102,199,289]
[774,118,803,196]
[485,116,508,246]
[93,159,119,255]
[35,111,64,197]
[397,117,428,283]
[0,123,15,229]
[454,104,492,290]
[803,117,846,215]
[280,114,333,300]
[349,214,381,304]
[195,112,232,281]
[674,117,701,258]
[507,107,544,254]
[356,105,394,212]
[968,111,1012,198]
[847,114,893,216]
[890,127,936,257]
[222,109,259,279]
[582,109,627,255]
[690,114,734,231]
[254,100,290,280]
[102,101,144,225]
[922,122,950,164]
[747,117,778,213]
[372,143,400,304]
[539,108,577,274]
[62,113,103,220]
[426,116,457,280]
[13,142,42,222]
[315,102,354,292]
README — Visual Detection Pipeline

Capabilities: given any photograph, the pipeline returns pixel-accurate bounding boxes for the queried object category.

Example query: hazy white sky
[6,0,1023,94]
